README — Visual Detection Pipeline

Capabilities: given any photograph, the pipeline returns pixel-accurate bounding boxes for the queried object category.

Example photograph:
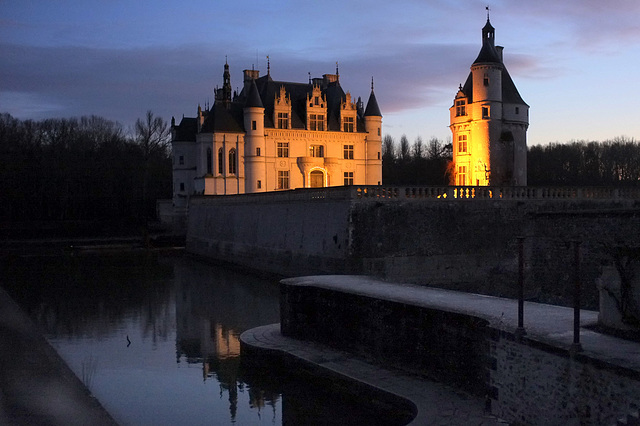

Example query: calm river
[2,250,399,425]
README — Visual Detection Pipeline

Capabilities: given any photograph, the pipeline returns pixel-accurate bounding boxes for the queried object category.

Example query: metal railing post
[515,236,526,340]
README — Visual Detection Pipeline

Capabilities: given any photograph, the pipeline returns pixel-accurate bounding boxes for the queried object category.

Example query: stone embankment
[0,287,117,425]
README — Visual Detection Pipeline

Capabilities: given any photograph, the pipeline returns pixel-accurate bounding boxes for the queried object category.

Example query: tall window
[455,100,466,116]
[206,148,212,174]
[252,120,257,130]
[277,171,289,190]
[309,114,324,131]
[343,145,354,159]
[482,106,490,119]
[228,148,237,175]
[309,145,324,158]
[344,172,353,186]
[217,148,223,174]
[457,166,467,186]
[457,135,468,153]
[483,74,489,86]
[256,147,261,156]
[343,116,354,132]
[277,112,289,129]
[179,155,184,165]
[277,142,289,157]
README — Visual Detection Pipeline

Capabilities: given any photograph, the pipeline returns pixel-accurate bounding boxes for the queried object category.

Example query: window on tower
[483,74,489,86]
[458,135,468,153]
[455,100,466,117]
[482,106,490,119]
[457,166,467,186]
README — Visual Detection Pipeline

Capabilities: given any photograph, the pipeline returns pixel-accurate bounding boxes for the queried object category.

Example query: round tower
[243,78,266,193]
[363,78,382,185]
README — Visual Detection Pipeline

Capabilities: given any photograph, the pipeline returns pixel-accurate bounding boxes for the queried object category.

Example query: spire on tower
[267,55,270,76]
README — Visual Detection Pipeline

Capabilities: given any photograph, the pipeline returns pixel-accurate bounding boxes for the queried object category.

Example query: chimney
[496,46,504,62]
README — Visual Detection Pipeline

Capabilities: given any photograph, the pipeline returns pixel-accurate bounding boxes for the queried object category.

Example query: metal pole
[571,240,583,354]
[515,237,526,340]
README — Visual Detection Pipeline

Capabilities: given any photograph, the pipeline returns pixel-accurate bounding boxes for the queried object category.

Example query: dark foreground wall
[279,276,640,425]
[280,280,490,395]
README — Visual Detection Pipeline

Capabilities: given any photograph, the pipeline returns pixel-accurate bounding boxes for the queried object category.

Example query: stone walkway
[241,323,506,425]
[0,288,117,426]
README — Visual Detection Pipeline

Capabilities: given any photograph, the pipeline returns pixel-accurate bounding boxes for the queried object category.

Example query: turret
[364,78,382,185]
[243,78,266,192]
[471,18,503,103]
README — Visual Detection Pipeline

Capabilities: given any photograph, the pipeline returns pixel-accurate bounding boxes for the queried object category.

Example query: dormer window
[274,86,291,129]
[343,117,354,132]
[307,85,327,131]
[277,112,289,129]
[309,114,324,131]
[455,100,466,117]
[340,92,357,133]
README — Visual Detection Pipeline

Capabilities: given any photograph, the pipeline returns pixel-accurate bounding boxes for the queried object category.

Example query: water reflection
[174,257,281,422]
[1,251,406,425]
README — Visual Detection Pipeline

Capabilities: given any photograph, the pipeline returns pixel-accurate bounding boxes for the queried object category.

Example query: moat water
[2,251,400,425]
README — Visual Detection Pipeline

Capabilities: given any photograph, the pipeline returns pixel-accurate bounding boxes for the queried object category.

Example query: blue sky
[2,0,640,146]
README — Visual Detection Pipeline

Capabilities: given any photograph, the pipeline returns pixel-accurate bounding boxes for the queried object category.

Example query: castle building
[170,61,382,209]
[450,15,529,186]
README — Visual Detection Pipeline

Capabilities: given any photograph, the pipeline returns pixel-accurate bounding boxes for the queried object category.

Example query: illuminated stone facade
[450,16,529,186]
[171,62,382,207]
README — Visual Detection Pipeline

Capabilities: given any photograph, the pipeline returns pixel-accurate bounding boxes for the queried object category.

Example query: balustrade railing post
[515,236,526,340]
[571,240,583,355]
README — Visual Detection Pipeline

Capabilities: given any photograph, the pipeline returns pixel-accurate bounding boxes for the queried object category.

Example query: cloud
[0,41,495,126]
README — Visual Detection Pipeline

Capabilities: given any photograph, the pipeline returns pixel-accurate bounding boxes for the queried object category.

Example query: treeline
[382,134,640,186]
[528,137,640,186]
[0,112,171,232]
[382,134,453,185]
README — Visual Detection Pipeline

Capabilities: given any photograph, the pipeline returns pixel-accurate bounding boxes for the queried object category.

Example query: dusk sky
[2,0,640,146]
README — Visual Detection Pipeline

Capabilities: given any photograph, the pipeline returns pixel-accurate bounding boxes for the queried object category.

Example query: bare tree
[412,136,424,160]
[135,111,170,240]
[399,134,410,163]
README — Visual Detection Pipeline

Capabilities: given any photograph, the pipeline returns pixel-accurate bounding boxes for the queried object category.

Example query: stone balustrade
[188,185,640,206]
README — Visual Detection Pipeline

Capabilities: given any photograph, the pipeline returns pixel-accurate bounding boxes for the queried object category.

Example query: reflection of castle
[450,13,529,186]
[171,61,382,209]
[173,258,280,421]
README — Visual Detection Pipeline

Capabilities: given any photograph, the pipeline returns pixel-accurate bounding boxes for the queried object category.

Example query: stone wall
[186,186,640,308]
[490,332,640,425]
[280,276,640,425]
[280,280,491,396]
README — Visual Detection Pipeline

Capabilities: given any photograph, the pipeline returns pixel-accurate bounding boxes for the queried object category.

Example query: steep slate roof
[364,90,382,117]
[173,117,197,141]
[177,70,381,135]
[460,18,528,107]
[244,78,263,108]
[200,102,245,133]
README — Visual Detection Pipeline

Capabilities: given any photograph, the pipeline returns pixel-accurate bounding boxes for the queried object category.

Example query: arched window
[228,148,237,175]
[218,148,223,174]
[206,147,212,174]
